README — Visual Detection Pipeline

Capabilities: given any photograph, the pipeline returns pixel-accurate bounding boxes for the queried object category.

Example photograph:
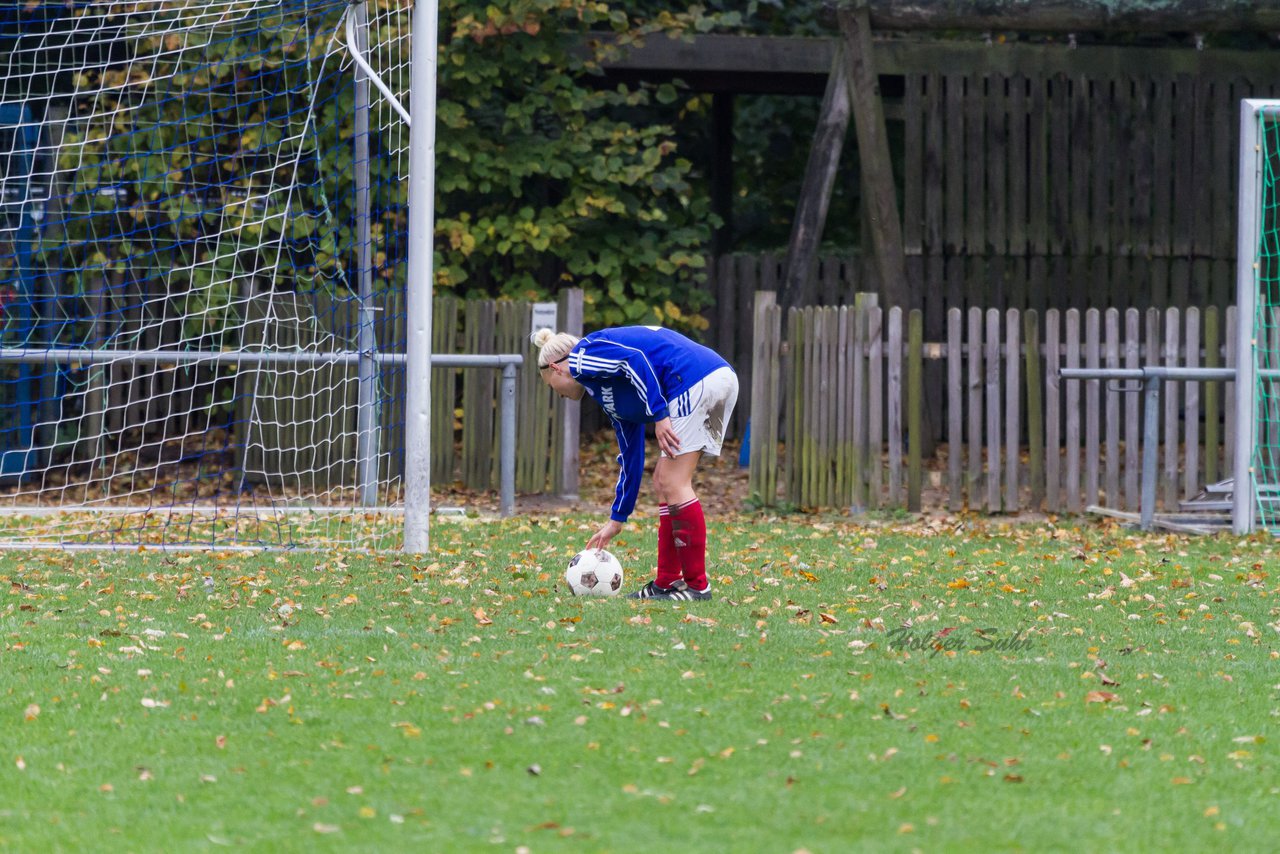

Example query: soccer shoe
[654,585,711,601]
[627,580,685,599]
[627,580,712,601]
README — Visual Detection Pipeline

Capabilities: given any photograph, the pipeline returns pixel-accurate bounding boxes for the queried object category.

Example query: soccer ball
[564,549,624,597]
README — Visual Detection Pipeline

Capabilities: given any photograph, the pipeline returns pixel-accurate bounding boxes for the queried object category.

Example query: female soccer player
[531,325,738,601]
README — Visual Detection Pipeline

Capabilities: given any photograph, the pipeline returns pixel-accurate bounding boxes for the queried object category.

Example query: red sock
[656,503,681,588]
[670,498,708,591]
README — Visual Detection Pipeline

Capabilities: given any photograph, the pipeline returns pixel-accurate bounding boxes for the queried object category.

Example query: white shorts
[661,366,739,458]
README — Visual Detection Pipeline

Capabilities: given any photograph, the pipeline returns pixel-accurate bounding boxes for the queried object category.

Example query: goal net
[0,0,410,548]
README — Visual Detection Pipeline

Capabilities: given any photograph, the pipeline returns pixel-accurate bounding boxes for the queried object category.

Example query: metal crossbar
[1058,366,1245,532]
[0,349,524,518]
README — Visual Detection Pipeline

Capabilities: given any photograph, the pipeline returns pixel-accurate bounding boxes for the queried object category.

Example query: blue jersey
[567,326,731,523]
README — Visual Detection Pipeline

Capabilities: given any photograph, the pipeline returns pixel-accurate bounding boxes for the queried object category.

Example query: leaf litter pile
[3,515,1278,850]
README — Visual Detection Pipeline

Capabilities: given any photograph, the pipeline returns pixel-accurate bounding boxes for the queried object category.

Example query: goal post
[1236,98,1280,535]
[0,0,421,549]
[403,0,438,554]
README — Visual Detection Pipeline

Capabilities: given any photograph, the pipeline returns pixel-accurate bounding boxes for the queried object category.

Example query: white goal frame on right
[1234,98,1280,535]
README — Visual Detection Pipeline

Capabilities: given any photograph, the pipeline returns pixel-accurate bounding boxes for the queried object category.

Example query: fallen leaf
[1085,691,1119,704]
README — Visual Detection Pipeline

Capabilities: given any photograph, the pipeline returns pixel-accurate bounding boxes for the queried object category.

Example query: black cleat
[655,586,711,601]
[627,580,683,599]
[628,580,711,601]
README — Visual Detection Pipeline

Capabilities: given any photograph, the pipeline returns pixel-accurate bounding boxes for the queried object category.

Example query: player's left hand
[587,519,623,550]
[654,417,681,457]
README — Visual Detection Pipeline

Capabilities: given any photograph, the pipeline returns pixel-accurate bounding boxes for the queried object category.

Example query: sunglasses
[539,356,569,371]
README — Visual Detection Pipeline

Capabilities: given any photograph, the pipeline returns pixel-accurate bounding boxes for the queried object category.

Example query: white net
[0,0,411,548]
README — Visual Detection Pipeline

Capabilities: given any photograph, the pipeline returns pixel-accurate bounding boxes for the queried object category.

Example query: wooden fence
[749,292,1245,514]
[702,250,1249,447]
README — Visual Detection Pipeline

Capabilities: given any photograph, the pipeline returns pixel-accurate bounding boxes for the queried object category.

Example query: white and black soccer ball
[564,549,624,597]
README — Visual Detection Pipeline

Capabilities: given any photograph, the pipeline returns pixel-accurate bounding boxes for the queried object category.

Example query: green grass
[2,514,1279,851]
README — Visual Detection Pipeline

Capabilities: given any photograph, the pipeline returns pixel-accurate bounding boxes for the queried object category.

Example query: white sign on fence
[530,302,557,338]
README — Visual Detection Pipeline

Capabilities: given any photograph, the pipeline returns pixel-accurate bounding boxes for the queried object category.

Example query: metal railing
[1058,365,1255,532]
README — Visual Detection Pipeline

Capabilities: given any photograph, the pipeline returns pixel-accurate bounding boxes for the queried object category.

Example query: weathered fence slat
[1124,308,1141,510]
[1163,307,1180,509]
[1005,309,1020,511]
[867,304,884,511]
[1184,308,1201,501]
[967,307,983,507]
[947,308,963,511]
[1024,310,1043,508]
[1085,309,1101,507]
[1104,309,1121,506]
[887,307,903,505]
[1064,309,1081,513]
[1045,309,1061,512]
[907,309,923,512]
[1204,306,1221,486]
[985,308,1002,511]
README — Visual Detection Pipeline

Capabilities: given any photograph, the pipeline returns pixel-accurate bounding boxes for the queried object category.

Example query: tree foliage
[435,0,725,329]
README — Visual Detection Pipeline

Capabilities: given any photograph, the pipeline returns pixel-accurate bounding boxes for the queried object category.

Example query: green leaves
[435,0,717,326]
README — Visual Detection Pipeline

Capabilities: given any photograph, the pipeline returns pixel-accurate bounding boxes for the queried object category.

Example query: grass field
[3,513,1278,852]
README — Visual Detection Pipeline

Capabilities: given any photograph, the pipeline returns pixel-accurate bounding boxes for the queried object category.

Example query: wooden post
[779,46,850,314]
[749,290,780,506]
[837,2,910,310]
[711,93,735,257]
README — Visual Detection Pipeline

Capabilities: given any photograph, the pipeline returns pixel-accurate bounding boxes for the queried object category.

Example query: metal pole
[1141,376,1161,530]
[352,0,379,507]
[403,0,439,552]
[0,349,520,368]
[1234,100,1264,535]
[500,363,517,516]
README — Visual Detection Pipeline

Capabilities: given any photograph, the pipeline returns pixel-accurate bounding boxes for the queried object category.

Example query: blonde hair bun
[530,327,555,348]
